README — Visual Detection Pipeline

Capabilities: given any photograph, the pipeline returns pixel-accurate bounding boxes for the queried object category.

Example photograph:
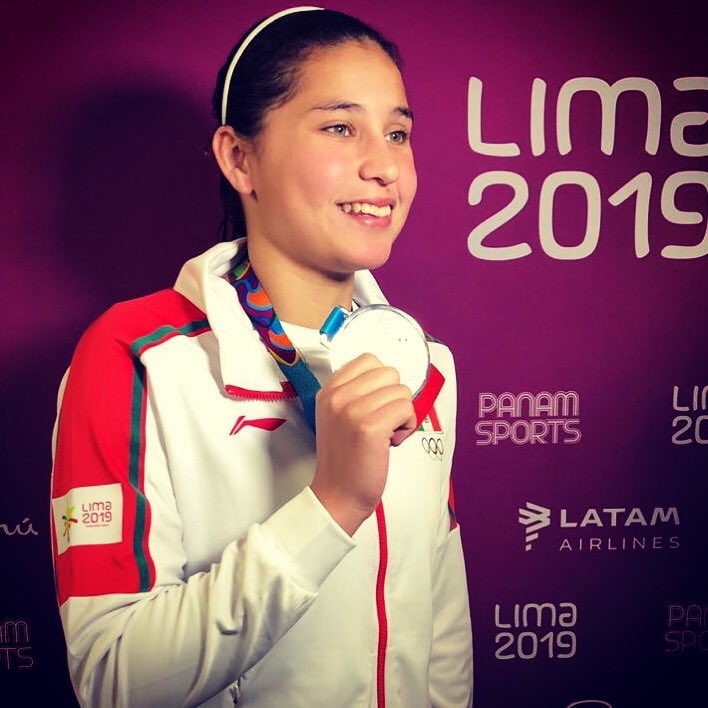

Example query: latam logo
[518,502,680,552]
[230,416,286,436]
[518,503,551,551]
[476,390,581,445]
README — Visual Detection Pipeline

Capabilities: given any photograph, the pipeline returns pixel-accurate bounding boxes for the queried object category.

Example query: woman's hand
[310,353,417,536]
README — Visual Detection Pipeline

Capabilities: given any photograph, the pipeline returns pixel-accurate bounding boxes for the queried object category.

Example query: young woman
[51,7,472,707]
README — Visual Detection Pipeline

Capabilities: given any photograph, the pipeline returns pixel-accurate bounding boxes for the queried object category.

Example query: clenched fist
[310,353,417,536]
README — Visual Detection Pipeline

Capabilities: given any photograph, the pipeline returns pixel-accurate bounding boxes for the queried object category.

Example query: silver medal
[320,304,430,396]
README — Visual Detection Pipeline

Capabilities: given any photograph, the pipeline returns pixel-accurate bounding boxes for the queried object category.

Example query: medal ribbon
[228,252,444,434]
[228,254,320,432]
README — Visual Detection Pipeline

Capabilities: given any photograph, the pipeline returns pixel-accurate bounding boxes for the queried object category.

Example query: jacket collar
[173,239,389,396]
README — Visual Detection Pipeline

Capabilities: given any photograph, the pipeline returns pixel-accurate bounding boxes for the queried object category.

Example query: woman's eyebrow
[310,101,414,121]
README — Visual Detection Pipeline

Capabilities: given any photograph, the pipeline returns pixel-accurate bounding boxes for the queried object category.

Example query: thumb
[390,416,417,447]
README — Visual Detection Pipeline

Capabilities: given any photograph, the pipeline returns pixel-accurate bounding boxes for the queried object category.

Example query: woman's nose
[358,137,399,185]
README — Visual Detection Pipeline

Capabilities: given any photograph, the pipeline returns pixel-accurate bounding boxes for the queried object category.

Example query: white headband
[221,6,324,125]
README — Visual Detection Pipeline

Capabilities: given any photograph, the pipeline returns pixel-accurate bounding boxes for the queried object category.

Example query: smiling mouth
[338,202,393,217]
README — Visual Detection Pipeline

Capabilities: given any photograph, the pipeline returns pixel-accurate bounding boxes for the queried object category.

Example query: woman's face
[243,39,417,279]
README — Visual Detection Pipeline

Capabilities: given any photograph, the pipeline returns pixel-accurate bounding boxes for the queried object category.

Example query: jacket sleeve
[50,311,355,708]
[428,350,473,708]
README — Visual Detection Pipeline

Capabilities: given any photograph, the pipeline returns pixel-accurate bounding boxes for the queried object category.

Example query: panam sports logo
[0,618,33,670]
[476,390,580,445]
[664,603,708,653]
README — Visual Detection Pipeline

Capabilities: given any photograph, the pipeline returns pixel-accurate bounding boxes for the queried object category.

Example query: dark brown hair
[211,9,401,240]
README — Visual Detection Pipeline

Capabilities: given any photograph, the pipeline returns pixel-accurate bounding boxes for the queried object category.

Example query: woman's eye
[325,124,352,137]
[387,130,410,145]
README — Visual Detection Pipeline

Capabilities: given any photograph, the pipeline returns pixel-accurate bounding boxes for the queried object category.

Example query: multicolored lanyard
[228,254,321,432]
[228,252,444,434]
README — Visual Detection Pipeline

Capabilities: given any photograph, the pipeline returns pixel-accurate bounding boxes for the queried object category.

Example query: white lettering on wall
[466,76,707,261]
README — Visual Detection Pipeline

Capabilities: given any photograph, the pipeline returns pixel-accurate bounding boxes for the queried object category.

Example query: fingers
[346,386,414,436]
[320,362,413,433]
[324,355,407,404]
[378,397,417,445]
[391,416,418,447]
[327,353,386,387]
[312,354,418,536]
[318,353,415,437]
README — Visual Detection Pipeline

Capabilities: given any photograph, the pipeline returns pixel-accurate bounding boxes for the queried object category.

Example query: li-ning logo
[230,416,286,436]
[519,502,551,550]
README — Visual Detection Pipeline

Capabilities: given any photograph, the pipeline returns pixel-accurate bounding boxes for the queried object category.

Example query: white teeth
[340,202,392,217]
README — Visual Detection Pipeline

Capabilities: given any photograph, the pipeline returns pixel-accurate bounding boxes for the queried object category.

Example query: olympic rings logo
[421,436,444,461]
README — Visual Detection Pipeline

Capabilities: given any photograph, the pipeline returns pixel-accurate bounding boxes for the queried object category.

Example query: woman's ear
[212,126,255,195]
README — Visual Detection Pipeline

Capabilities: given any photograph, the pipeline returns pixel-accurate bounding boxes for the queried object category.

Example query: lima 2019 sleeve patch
[52,483,123,554]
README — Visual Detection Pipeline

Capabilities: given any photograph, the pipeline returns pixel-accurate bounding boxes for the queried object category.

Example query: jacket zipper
[375,502,388,708]
[230,381,399,708]
[225,383,297,400]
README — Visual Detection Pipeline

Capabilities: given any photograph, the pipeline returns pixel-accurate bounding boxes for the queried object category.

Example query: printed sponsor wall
[2,1,706,706]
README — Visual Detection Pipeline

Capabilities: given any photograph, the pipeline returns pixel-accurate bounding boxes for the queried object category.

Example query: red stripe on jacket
[52,290,209,604]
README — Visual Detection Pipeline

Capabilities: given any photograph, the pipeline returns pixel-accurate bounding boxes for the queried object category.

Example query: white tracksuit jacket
[50,239,473,708]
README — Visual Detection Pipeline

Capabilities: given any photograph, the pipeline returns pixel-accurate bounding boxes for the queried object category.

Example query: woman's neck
[246,240,355,329]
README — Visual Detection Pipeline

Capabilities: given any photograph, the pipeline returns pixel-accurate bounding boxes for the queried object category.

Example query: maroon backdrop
[2,1,706,706]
